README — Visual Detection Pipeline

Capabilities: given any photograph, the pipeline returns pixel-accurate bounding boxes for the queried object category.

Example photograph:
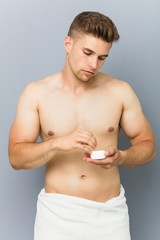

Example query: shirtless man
[8,11,156,240]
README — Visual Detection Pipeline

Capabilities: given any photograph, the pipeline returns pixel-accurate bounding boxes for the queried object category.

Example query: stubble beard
[72,68,97,84]
[68,58,96,83]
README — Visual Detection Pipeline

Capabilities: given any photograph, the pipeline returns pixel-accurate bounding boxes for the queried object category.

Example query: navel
[48,130,54,136]
[80,174,87,180]
[108,126,114,132]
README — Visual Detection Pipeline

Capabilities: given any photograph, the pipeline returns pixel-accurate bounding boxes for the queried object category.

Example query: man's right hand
[55,128,97,153]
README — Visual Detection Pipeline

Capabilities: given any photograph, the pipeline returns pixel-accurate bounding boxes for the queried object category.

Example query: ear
[64,36,73,53]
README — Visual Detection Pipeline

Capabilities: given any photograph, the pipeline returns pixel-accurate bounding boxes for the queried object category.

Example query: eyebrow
[83,47,109,58]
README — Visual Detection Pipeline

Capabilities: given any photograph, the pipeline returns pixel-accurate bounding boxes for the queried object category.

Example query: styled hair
[68,11,120,43]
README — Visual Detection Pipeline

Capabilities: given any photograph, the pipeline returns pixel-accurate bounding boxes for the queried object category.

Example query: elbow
[9,155,21,170]
[8,148,34,170]
[8,141,28,170]
[10,164,20,171]
[8,147,22,170]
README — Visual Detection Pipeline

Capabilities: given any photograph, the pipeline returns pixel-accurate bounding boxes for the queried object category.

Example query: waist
[44,165,120,202]
[39,185,125,208]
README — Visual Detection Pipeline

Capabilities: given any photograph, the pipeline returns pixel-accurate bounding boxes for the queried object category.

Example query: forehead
[73,34,112,53]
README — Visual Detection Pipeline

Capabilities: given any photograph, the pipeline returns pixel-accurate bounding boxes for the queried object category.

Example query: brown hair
[68,11,120,43]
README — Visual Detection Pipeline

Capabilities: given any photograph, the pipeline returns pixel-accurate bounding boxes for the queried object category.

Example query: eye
[98,56,107,61]
[83,50,92,56]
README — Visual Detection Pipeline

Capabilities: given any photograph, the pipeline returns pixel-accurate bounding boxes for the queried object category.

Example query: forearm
[9,128,97,170]
[8,139,58,170]
[120,140,156,167]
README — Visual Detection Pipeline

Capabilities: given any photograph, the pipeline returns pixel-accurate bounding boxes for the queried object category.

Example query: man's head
[67,11,119,43]
[64,12,119,83]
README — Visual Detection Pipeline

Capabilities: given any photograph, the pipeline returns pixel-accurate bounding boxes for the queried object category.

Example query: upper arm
[9,82,40,145]
[120,83,154,145]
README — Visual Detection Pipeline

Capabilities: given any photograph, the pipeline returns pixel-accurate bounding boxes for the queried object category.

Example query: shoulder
[98,73,140,107]
[20,72,61,98]
[99,72,135,94]
[16,73,60,111]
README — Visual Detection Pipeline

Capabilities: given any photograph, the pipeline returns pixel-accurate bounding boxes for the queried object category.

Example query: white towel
[34,186,131,240]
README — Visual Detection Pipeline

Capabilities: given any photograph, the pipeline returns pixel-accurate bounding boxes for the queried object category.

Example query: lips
[83,70,94,77]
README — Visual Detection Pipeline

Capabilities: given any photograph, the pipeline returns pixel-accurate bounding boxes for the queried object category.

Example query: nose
[89,56,98,70]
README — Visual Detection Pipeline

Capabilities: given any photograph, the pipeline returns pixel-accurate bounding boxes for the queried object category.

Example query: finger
[101,164,112,169]
[77,129,97,146]
[76,136,96,149]
[74,142,93,153]
[86,157,114,166]
[107,148,117,156]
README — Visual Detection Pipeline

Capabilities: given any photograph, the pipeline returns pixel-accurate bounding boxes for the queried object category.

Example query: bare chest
[39,90,122,139]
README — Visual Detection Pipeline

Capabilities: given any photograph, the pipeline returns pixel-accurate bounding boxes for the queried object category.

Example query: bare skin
[8,35,156,202]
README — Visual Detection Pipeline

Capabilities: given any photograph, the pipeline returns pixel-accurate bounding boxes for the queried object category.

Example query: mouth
[83,70,95,77]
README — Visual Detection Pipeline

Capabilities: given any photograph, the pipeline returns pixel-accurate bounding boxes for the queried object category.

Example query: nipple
[108,127,114,132]
[48,130,54,136]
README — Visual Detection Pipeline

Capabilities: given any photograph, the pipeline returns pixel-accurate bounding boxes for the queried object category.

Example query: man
[8,11,156,240]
